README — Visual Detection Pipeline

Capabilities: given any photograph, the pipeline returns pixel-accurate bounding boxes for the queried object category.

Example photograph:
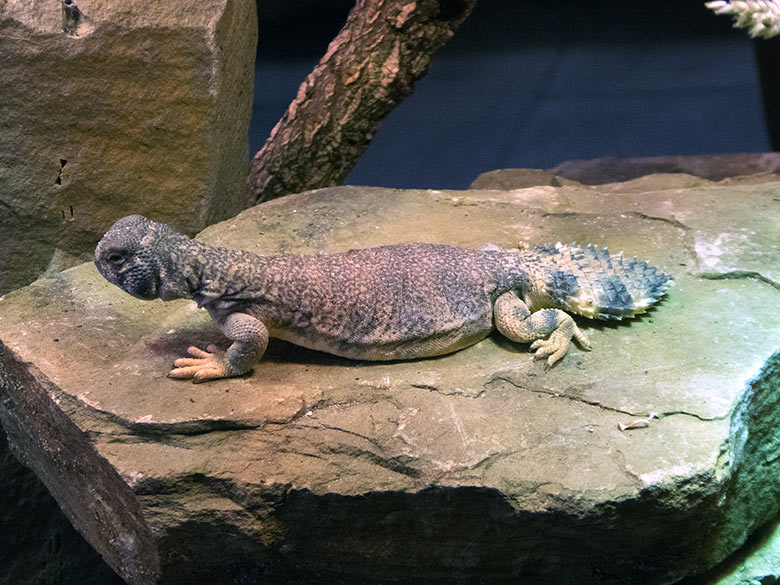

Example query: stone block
[0,0,257,294]
[1,180,780,584]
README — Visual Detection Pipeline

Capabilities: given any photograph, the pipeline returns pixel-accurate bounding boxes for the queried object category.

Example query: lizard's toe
[179,345,219,360]
[168,345,229,382]
[530,336,570,367]
[168,364,214,379]
[191,366,231,383]
[572,325,592,351]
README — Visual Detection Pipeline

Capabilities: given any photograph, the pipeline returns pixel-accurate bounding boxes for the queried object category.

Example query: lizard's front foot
[169,344,232,383]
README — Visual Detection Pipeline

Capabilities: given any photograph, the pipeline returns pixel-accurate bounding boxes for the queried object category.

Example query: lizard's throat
[157,270,194,302]
[159,286,180,302]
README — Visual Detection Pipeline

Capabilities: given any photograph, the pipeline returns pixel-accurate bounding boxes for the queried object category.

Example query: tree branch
[248,0,478,203]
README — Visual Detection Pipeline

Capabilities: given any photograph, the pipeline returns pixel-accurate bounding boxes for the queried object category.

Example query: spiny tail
[529,242,673,320]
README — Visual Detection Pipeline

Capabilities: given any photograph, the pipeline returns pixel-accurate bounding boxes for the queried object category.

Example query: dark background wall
[252,0,770,190]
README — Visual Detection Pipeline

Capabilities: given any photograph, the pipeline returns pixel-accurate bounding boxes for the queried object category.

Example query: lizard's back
[222,241,670,361]
[239,243,513,360]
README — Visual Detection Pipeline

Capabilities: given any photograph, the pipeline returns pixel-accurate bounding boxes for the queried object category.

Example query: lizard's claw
[169,344,230,383]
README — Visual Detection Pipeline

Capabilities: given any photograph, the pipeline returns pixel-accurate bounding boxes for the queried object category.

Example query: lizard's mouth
[124,272,160,301]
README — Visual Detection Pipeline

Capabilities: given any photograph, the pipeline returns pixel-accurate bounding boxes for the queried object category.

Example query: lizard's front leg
[493,290,591,366]
[169,312,269,382]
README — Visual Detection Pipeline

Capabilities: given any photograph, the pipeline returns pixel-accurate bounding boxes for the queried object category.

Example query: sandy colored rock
[471,153,780,190]
[1,181,780,584]
[547,152,780,184]
[470,168,581,189]
[0,0,257,294]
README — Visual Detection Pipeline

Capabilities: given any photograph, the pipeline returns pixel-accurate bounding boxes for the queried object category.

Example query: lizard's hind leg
[493,290,591,366]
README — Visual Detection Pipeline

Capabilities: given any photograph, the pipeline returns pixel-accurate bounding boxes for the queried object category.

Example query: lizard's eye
[106,252,125,266]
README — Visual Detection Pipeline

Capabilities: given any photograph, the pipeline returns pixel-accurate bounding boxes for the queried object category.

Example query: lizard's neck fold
[166,238,269,308]
[156,236,216,303]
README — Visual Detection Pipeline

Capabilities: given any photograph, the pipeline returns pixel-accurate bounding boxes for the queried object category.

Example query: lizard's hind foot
[494,290,591,367]
[529,320,591,367]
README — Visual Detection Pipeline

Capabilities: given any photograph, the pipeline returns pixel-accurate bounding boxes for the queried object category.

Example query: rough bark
[249,0,478,203]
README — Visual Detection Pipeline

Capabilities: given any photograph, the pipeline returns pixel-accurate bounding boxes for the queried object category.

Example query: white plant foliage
[705,0,780,38]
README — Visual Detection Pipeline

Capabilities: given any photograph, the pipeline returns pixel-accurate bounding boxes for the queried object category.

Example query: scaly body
[95,215,671,381]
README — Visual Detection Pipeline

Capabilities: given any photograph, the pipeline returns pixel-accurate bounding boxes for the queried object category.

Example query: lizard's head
[95,214,184,301]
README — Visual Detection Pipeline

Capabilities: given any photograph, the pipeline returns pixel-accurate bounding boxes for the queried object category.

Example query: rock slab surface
[0,0,257,294]
[1,180,779,584]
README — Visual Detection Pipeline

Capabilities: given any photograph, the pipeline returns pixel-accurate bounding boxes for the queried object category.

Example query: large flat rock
[1,181,779,584]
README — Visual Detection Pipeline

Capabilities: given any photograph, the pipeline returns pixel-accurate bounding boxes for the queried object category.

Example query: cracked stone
[1,180,779,584]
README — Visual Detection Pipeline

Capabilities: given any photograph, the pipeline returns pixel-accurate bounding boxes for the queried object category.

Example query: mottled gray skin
[95,215,672,381]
